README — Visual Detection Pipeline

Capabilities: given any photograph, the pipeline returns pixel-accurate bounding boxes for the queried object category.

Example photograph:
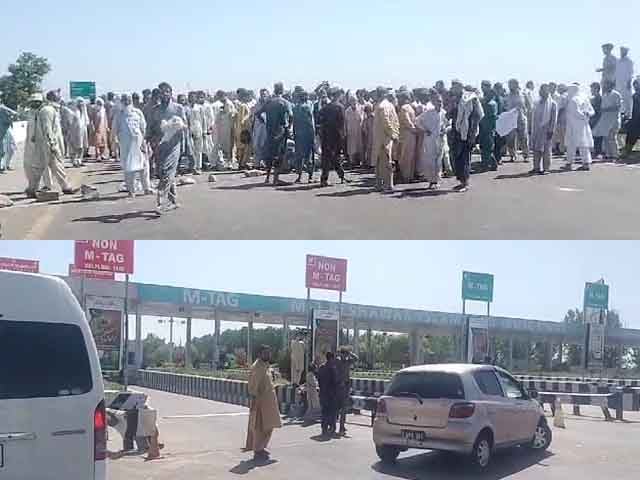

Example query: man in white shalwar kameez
[616,47,634,118]
[592,80,622,160]
[201,94,216,167]
[563,84,595,171]
[114,94,152,197]
[187,92,206,174]
[415,94,447,188]
[344,96,364,166]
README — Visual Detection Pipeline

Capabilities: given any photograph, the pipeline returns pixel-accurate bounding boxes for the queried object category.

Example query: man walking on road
[452,82,484,192]
[563,84,595,172]
[146,82,187,213]
[318,87,348,187]
[0,97,17,174]
[32,90,78,196]
[254,82,292,185]
[479,81,498,171]
[530,84,558,175]
[246,345,282,462]
[317,351,338,437]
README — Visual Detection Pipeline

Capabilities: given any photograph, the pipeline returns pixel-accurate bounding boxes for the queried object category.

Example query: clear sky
[1,241,638,343]
[1,1,638,96]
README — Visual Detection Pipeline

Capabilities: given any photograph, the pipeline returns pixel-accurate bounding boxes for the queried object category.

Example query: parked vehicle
[373,363,551,471]
[0,271,107,480]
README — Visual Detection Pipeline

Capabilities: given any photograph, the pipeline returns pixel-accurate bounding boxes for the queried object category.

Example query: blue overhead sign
[134,283,582,336]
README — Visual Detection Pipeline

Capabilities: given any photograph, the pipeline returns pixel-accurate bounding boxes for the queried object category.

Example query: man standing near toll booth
[335,346,358,436]
[246,345,281,462]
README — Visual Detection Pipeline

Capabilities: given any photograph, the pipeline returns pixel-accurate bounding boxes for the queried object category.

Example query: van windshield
[387,372,465,400]
[0,321,93,399]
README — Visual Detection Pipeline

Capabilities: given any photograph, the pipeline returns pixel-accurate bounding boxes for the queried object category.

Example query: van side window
[0,321,93,399]
[473,370,503,396]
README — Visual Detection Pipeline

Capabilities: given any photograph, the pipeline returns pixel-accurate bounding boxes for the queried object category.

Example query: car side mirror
[527,388,538,399]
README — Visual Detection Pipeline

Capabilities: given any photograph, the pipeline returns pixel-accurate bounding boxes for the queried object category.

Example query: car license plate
[402,430,426,442]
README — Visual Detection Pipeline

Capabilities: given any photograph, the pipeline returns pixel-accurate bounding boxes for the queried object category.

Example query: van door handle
[0,432,37,442]
[52,429,86,437]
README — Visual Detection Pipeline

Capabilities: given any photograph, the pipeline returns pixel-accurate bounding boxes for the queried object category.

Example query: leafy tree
[0,52,51,110]
[142,334,166,367]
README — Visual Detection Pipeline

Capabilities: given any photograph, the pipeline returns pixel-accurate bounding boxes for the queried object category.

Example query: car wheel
[376,445,401,464]
[527,419,552,451]
[469,432,492,471]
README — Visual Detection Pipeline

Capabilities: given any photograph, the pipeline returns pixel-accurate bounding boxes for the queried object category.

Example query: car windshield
[387,372,465,400]
[0,320,93,399]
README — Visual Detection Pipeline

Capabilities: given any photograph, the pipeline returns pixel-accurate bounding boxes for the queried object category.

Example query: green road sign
[70,81,96,100]
[462,271,494,303]
[584,282,609,309]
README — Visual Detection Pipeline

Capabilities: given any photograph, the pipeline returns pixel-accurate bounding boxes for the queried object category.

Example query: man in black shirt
[318,88,348,187]
[316,351,338,437]
[254,82,293,185]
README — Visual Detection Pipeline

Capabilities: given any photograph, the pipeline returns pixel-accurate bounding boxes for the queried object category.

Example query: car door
[495,370,538,443]
[472,369,514,446]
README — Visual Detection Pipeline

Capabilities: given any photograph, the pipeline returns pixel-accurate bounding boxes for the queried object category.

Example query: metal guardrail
[137,370,297,414]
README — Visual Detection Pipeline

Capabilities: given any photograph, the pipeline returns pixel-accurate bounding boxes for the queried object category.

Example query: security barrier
[538,391,624,421]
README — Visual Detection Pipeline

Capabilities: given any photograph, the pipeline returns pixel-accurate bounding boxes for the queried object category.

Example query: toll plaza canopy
[64,277,640,347]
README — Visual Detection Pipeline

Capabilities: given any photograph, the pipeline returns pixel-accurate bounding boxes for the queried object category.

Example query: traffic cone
[553,399,566,429]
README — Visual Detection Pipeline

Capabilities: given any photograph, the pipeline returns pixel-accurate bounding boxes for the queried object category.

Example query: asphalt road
[107,387,640,480]
[2,155,640,239]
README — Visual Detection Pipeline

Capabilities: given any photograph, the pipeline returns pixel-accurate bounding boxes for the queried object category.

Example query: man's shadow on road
[72,210,161,224]
[230,457,278,475]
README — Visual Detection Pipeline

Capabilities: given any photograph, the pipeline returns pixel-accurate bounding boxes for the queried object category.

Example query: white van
[0,271,107,480]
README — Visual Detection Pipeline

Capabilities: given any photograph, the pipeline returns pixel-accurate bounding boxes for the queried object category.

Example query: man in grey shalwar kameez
[146,82,186,213]
[530,84,558,175]
[252,89,269,168]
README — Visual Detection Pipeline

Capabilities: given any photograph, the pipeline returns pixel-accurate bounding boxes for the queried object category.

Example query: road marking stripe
[163,412,249,419]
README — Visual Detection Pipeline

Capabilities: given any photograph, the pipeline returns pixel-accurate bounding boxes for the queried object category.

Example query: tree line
[141,308,640,374]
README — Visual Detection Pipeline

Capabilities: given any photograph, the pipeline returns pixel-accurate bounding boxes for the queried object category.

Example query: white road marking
[557,187,584,193]
[163,412,249,419]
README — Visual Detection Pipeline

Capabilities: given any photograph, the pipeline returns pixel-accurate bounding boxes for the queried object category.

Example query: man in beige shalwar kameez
[246,346,282,462]
[372,88,400,192]
[397,91,417,183]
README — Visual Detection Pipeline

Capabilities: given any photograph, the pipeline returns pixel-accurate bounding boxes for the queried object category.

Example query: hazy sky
[1,1,638,96]
[1,241,638,343]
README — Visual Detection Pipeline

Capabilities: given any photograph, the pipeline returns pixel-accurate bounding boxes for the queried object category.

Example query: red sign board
[0,257,40,273]
[68,264,115,280]
[306,255,348,292]
[74,241,134,274]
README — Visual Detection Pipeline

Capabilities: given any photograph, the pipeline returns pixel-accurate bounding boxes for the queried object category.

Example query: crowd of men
[3,43,639,210]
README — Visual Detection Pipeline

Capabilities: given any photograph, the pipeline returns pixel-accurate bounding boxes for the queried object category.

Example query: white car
[373,364,551,471]
[0,271,107,480]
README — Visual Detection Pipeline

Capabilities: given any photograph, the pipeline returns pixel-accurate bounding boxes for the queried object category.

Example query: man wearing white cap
[616,47,635,118]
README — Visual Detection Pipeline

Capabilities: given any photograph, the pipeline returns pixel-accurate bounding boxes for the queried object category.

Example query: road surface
[107,387,640,480]
[2,156,640,239]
